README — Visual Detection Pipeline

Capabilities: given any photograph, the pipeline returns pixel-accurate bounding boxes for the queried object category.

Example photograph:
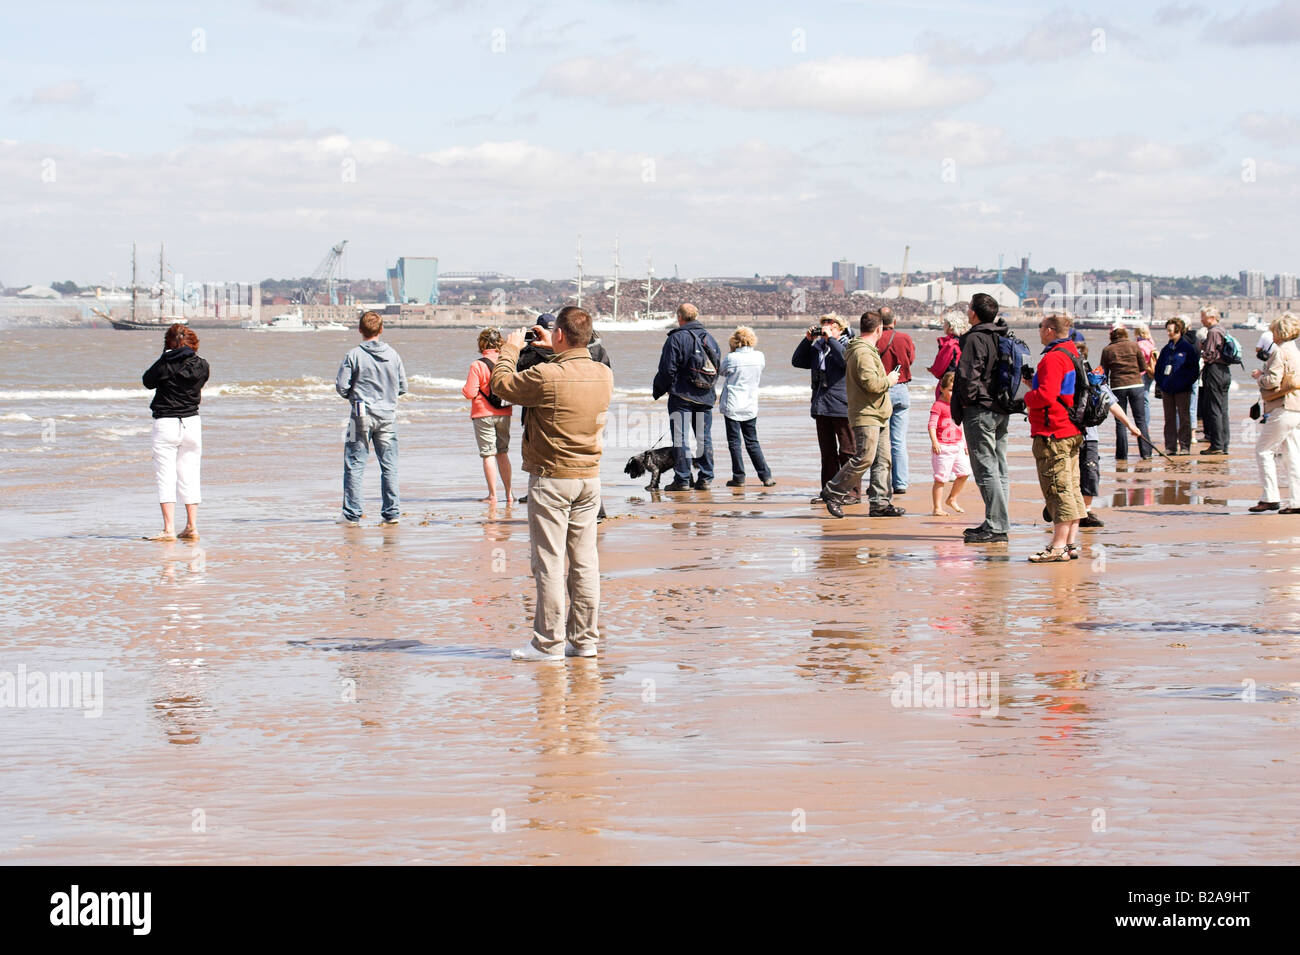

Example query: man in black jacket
[951,293,1011,543]
[653,303,720,490]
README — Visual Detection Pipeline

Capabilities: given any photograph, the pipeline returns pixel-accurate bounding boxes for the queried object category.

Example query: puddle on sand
[1075,620,1300,637]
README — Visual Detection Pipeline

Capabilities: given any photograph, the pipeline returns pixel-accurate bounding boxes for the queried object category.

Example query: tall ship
[90,244,187,330]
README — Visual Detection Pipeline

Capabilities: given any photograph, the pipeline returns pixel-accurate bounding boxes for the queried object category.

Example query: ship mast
[575,234,583,309]
[131,243,138,322]
[612,235,621,323]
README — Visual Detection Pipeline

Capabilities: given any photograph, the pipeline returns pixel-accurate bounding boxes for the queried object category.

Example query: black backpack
[1050,345,1108,430]
[476,357,508,409]
[990,329,1034,415]
[684,328,720,391]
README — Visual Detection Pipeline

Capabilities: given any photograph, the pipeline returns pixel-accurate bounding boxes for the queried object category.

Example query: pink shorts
[932,442,971,483]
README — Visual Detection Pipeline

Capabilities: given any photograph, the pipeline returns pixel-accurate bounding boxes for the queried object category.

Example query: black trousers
[815,415,860,498]
[1200,363,1232,451]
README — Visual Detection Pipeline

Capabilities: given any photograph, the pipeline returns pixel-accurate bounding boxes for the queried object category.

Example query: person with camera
[652,303,720,491]
[951,293,1012,543]
[793,313,860,504]
[335,310,407,526]
[461,327,513,506]
[818,311,899,518]
[143,323,209,541]
[490,307,614,661]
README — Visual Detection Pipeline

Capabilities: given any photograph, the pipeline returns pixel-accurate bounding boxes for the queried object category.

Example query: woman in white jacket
[721,326,776,487]
[1249,313,1300,514]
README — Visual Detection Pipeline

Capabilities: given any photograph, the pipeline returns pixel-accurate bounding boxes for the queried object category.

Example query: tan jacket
[491,342,614,478]
[844,337,893,428]
[1259,339,1300,413]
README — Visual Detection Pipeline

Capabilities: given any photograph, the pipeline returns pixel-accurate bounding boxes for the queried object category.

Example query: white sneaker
[511,641,564,662]
[337,516,361,527]
[381,518,400,526]
[565,643,597,658]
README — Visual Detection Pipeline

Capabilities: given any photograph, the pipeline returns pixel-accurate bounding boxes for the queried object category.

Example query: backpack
[990,329,1034,415]
[475,357,508,409]
[1051,346,1109,430]
[1220,332,1243,366]
[685,328,720,392]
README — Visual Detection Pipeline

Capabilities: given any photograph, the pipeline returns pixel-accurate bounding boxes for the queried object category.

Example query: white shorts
[931,442,971,483]
[152,416,202,504]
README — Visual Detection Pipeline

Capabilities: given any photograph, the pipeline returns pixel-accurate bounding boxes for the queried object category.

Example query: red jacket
[1024,340,1082,439]
[877,329,915,384]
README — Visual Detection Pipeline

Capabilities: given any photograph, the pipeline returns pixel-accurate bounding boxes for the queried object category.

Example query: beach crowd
[140,295,1300,657]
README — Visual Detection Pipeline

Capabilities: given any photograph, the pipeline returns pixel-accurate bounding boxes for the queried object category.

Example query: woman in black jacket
[143,324,210,541]
[792,314,859,502]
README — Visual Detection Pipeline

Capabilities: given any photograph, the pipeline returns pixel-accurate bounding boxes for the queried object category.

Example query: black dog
[624,446,705,490]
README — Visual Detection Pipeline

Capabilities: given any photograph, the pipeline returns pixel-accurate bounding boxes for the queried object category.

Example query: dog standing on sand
[624,447,704,490]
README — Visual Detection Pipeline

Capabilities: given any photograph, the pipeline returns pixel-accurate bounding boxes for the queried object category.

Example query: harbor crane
[296,239,349,305]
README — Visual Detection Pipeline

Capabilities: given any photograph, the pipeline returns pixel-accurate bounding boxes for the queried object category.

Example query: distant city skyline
[4,0,1300,283]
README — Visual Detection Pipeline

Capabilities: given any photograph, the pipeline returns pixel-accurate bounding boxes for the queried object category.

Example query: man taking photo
[490,307,614,661]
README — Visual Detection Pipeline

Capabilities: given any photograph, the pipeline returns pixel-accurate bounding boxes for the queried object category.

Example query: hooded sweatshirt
[950,318,1009,425]
[143,347,210,418]
[335,338,407,419]
[844,337,892,428]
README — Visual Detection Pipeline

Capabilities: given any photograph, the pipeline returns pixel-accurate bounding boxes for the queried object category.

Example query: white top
[720,347,765,421]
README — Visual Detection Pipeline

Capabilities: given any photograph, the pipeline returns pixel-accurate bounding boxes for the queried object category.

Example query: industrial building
[386,256,439,305]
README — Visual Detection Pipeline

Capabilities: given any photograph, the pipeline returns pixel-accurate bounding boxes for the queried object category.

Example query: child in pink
[928,371,971,516]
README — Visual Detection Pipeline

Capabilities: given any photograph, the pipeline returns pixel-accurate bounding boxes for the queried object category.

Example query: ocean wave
[0,388,141,402]
[0,412,36,420]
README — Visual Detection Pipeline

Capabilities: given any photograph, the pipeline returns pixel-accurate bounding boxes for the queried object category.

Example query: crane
[897,245,910,298]
[296,240,349,305]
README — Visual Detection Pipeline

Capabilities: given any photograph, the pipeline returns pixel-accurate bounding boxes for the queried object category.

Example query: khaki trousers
[527,474,602,654]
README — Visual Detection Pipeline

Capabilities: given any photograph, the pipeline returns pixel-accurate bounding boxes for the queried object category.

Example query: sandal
[1028,546,1071,563]
[1067,543,1080,560]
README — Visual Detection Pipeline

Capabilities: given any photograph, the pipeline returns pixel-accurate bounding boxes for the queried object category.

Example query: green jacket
[844,337,892,428]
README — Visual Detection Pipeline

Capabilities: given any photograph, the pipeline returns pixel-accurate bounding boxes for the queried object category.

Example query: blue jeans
[724,416,771,481]
[343,416,399,521]
[963,406,1010,533]
[668,398,714,483]
[888,382,910,490]
[1112,385,1152,458]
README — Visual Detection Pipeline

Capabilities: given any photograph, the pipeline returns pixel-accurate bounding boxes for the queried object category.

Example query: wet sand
[2,328,1297,863]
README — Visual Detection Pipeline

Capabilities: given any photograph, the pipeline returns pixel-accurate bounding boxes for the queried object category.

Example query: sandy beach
[1,325,1297,864]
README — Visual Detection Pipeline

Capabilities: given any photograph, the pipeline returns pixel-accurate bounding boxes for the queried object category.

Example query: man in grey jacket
[334,310,407,526]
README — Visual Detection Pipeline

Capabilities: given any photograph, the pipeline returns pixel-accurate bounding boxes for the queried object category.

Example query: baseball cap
[535,313,556,329]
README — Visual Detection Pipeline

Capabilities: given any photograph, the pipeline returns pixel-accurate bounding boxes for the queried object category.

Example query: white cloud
[536,54,988,114]
[1238,111,1300,146]
[11,80,95,110]
[1209,1,1300,45]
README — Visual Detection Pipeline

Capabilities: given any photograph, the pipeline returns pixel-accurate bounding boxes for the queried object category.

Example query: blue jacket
[1155,337,1200,395]
[653,320,720,407]
[792,332,850,418]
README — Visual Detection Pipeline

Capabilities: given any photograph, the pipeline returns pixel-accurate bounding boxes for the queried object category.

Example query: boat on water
[1075,307,1148,330]
[313,321,349,331]
[1232,312,1266,330]
[97,243,188,330]
[253,309,316,332]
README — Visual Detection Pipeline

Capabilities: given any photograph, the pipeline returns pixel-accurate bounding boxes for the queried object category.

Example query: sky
[3,0,1300,286]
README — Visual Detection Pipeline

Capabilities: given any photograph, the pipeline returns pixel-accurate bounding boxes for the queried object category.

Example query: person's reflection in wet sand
[151,546,210,745]
[521,661,608,838]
